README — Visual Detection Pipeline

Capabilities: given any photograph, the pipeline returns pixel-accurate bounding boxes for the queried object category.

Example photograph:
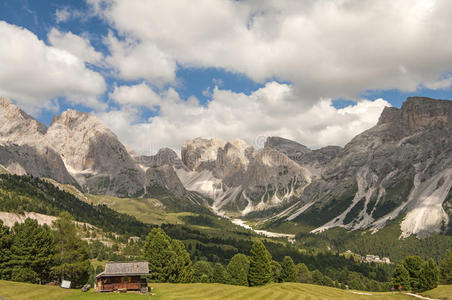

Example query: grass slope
[421,285,452,300]
[0,280,416,300]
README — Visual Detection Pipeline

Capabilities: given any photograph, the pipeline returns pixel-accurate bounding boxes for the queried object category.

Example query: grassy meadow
[0,280,431,300]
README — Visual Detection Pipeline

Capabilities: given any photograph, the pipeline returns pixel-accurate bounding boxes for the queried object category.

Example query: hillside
[0,280,421,300]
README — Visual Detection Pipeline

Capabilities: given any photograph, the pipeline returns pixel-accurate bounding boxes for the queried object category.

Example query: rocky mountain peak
[401,97,451,131]
[0,96,47,139]
[377,97,451,131]
[181,137,227,171]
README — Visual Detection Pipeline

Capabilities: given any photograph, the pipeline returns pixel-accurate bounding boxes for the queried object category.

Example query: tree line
[0,213,91,288]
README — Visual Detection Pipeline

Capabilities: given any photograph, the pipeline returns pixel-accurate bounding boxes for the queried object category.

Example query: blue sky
[0,0,451,153]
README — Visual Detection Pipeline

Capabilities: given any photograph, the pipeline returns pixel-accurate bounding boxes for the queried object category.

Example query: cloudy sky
[1,0,452,154]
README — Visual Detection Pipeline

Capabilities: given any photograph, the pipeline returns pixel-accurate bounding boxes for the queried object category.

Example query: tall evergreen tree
[227,254,250,286]
[213,263,227,284]
[271,260,282,283]
[392,263,411,291]
[280,256,297,282]
[311,269,324,285]
[51,213,91,288]
[143,228,193,283]
[403,256,424,290]
[169,239,193,283]
[143,228,173,282]
[296,263,312,283]
[248,240,272,286]
[10,219,54,284]
[418,259,440,292]
[192,261,213,283]
[0,220,12,279]
[440,250,452,284]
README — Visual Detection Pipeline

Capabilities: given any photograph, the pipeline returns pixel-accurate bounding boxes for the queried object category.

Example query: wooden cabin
[96,261,149,293]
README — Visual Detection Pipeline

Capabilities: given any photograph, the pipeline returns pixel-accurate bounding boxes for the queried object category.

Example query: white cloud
[0,21,106,113]
[55,8,71,23]
[109,83,161,109]
[98,82,390,154]
[48,28,103,64]
[105,33,176,85]
[92,0,452,100]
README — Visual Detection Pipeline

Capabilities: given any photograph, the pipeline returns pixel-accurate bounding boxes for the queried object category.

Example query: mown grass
[0,280,417,300]
[421,285,452,300]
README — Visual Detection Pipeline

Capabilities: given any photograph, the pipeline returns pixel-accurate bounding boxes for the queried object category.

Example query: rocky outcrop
[264,136,341,178]
[46,110,146,197]
[178,137,310,215]
[0,97,77,185]
[281,97,452,237]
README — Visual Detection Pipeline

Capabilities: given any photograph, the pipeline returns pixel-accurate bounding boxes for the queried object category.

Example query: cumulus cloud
[97,82,390,154]
[105,33,176,85]
[109,82,161,109]
[48,28,103,64]
[0,21,106,112]
[93,0,452,100]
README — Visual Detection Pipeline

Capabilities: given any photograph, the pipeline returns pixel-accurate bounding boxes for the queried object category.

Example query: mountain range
[0,96,450,238]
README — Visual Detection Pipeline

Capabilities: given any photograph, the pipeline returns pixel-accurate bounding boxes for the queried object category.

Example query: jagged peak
[0,96,47,136]
[50,109,105,129]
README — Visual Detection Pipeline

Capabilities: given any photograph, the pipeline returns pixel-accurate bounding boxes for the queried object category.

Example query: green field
[421,285,452,300]
[0,280,426,300]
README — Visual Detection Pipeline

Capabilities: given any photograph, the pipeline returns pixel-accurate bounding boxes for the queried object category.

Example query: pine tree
[392,263,411,291]
[51,213,91,288]
[296,263,312,283]
[10,219,55,284]
[248,240,272,286]
[143,228,173,282]
[271,260,282,283]
[311,269,324,285]
[280,256,297,282]
[193,261,213,283]
[418,259,440,292]
[213,263,227,283]
[403,256,424,290]
[227,253,250,286]
[0,220,12,280]
[440,250,452,284]
[168,239,193,283]
[143,228,193,283]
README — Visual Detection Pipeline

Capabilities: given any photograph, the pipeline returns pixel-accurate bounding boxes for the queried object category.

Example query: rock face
[276,97,452,237]
[46,110,146,197]
[177,137,310,215]
[1,95,451,237]
[0,97,77,185]
[0,98,197,203]
[264,137,341,178]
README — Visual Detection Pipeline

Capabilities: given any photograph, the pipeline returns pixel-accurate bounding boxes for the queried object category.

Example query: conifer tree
[0,220,12,280]
[392,263,411,291]
[271,260,281,283]
[403,256,424,290]
[143,228,193,283]
[418,259,440,292]
[143,228,173,282]
[10,219,55,284]
[51,213,91,288]
[440,250,452,284]
[213,263,227,283]
[280,256,297,282]
[169,239,193,283]
[227,253,250,286]
[296,263,312,283]
[248,240,272,286]
[193,261,213,283]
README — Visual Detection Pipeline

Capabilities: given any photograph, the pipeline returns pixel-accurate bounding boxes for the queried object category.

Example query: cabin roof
[96,261,149,278]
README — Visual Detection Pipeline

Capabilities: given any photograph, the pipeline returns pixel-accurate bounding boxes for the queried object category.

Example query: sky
[1,0,451,155]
